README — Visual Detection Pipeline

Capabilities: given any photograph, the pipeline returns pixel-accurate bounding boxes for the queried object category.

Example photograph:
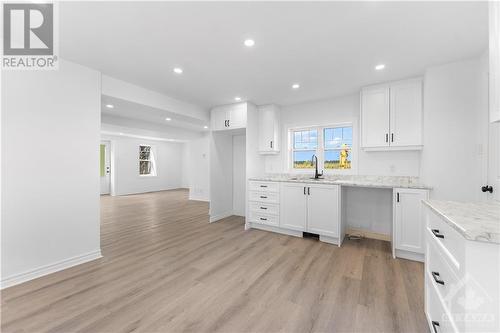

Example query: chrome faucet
[311,155,323,179]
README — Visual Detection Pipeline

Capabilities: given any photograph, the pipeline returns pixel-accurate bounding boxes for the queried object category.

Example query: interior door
[280,183,307,231]
[390,79,423,147]
[393,188,428,253]
[306,184,340,237]
[100,141,111,195]
[361,86,390,148]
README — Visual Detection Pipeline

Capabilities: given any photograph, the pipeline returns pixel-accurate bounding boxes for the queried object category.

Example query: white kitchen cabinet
[360,78,423,150]
[392,188,429,261]
[389,79,423,147]
[258,104,280,154]
[490,1,500,123]
[210,103,247,131]
[360,86,390,148]
[279,183,307,231]
[307,184,341,239]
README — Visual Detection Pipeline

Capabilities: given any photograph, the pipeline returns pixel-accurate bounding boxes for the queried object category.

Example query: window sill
[139,174,158,178]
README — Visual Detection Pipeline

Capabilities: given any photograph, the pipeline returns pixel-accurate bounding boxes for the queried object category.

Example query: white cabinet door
[228,103,247,129]
[490,1,500,123]
[390,79,423,147]
[258,105,280,153]
[361,85,390,148]
[306,184,340,238]
[393,188,429,254]
[280,183,307,231]
[211,107,228,131]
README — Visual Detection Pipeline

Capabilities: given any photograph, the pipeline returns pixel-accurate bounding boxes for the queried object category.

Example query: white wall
[420,57,489,201]
[209,131,234,221]
[184,133,210,201]
[1,60,101,287]
[264,94,421,176]
[102,134,185,196]
[233,135,246,216]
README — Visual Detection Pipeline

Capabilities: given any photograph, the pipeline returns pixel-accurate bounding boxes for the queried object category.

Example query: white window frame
[287,122,355,175]
[139,144,157,177]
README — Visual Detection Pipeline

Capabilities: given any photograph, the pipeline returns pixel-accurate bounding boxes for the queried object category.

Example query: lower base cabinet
[393,188,429,261]
[279,183,307,231]
[279,182,342,245]
[306,184,341,239]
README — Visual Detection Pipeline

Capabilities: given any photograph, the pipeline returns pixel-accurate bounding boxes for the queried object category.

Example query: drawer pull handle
[431,229,444,239]
[431,321,440,333]
[260,196,267,199]
[260,207,267,210]
[260,218,267,221]
[260,185,268,188]
[431,271,445,285]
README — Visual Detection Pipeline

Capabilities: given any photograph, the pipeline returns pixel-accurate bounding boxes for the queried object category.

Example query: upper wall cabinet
[490,1,500,123]
[258,104,280,154]
[360,78,423,151]
[211,102,247,131]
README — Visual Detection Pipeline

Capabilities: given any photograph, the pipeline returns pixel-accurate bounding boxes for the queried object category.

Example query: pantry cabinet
[392,188,429,261]
[361,78,423,150]
[490,1,500,123]
[258,104,280,154]
[210,102,247,131]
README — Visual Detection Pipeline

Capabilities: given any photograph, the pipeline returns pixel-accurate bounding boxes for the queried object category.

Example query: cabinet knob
[481,185,493,193]
[431,321,440,333]
[431,271,445,285]
[431,229,444,239]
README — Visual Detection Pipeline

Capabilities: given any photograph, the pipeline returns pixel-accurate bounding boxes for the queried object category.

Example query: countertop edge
[422,200,500,245]
[248,178,431,190]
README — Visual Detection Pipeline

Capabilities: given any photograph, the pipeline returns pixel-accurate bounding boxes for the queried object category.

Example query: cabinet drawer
[426,237,461,310]
[249,212,279,227]
[249,202,279,216]
[249,181,279,193]
[249,191,279,204]
[425,278,459,333]
[426,209,464,272]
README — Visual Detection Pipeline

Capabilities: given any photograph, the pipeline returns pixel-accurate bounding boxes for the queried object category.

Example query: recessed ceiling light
[204,125,208,129]
[173,67,183,74]
[244,39,255,47]
[165,117,171,121]
[234,96,242,101]
[292,83,300,89]
[119,132,124,136]
[105,104,114,108]
[375,64,385,70]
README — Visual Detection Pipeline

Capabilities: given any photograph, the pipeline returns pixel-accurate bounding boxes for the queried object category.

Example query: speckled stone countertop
[423,200,500,244]
[248,174,431,189]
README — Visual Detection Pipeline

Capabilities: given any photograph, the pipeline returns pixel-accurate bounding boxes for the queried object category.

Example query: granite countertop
[248,174,430,189]
[423,200,500,244]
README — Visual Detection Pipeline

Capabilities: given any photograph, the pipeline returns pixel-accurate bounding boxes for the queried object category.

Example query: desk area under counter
[246,175,431,261]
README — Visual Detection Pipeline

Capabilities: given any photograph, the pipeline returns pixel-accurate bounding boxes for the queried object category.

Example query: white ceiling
[60,1,488,109]
[101,95,208,131]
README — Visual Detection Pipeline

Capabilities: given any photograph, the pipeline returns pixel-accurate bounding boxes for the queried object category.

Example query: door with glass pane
[100,141,111,195]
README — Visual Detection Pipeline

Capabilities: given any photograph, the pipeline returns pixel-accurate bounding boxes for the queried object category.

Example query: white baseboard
[394,249,424,262]
[0,250,102,289]
[209,211,233,223]
[189,195,209,202]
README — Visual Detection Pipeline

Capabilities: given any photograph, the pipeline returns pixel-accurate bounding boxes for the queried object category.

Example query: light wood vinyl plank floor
[1,189,428,333]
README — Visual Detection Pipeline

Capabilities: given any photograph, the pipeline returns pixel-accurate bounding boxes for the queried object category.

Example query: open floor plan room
[2,190,427,333]
[2,1,500,333]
